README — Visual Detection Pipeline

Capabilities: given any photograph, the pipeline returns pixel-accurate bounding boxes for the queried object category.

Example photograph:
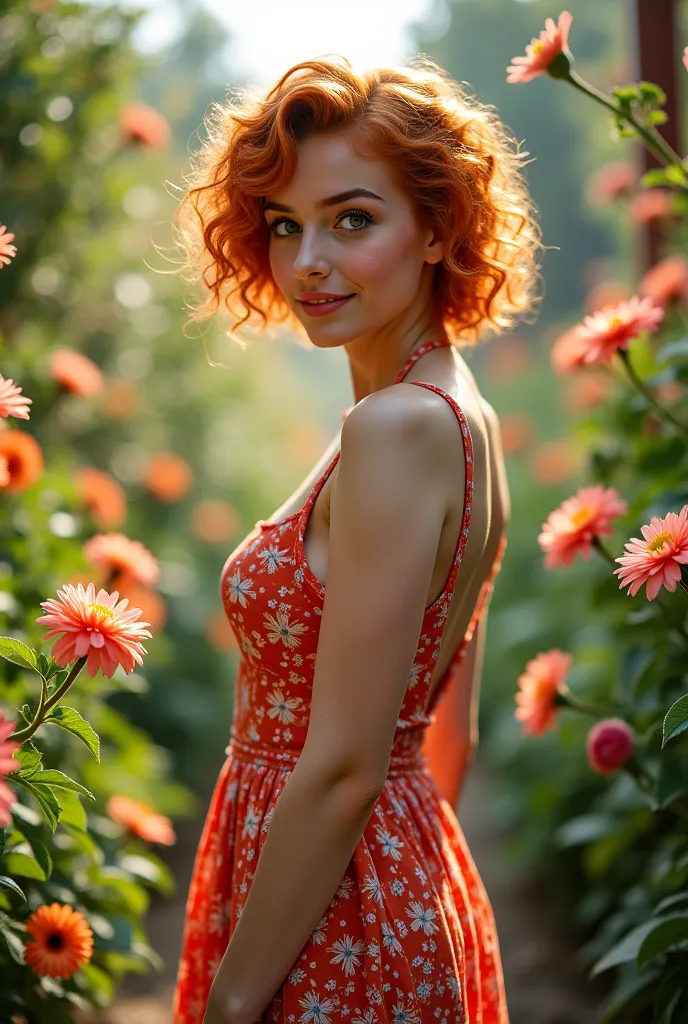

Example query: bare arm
[204,387,460,1024]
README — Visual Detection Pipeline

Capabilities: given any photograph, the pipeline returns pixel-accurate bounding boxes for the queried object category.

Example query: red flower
[586,718,635,774]
[83,532,160,587]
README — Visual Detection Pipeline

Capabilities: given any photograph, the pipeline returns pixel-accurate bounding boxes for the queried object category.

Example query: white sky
[114,0,449,85]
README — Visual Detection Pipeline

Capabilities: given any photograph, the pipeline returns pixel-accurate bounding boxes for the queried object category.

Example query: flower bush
[506,10,688,1020]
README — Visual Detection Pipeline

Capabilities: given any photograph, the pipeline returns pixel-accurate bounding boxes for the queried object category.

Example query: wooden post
[633,0,682,272]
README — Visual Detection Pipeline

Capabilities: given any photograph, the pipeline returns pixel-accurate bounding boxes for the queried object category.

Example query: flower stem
[557,690,618,718]
[592,536,617,567]
[616,349,688,432]
[566,70,684,171]
[10,657,88,744]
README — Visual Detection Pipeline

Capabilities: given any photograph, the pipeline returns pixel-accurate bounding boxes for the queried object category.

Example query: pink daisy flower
[506,10,573,84]
[0,375,32,420]
[515,649,572,737]
[0,710,20,827]
[614,506,688,600]
[539,485,628,568]
[83,533,159,588]
[35,582,152,678]
[551,324,592,373]
[575,295,665,367]
[683,46,688,73]
[0,225,17,268]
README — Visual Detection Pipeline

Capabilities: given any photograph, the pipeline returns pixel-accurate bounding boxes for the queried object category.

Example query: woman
[173,55,542,1023]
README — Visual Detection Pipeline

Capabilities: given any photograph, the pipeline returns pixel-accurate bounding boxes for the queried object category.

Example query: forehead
[268,127,398,203]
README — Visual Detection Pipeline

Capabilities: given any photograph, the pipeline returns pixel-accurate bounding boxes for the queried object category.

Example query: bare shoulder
[342,381,459,450]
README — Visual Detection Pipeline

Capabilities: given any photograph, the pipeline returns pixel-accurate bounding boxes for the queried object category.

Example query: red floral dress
[173,337,509,1023]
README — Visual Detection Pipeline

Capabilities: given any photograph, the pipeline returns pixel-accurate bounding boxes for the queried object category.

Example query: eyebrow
[262,188,386,214]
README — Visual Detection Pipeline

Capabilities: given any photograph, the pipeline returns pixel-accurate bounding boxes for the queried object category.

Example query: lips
[299,294,354,304]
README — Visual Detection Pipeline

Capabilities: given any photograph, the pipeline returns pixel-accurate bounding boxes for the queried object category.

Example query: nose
[292,225,330,281]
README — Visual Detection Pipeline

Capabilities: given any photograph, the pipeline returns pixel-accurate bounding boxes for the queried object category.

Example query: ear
[423,225,445,266]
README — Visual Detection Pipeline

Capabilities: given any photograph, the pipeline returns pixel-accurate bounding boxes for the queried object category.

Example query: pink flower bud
[586,718,635,774]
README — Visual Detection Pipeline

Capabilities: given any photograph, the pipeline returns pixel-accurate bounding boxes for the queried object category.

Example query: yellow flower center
[570,507,591,527]
[647,531,673,553]
[533,42,543,56]
[88,602,116,628]
[608,316,623,328]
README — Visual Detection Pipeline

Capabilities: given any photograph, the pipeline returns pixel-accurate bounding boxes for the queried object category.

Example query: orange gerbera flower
[75,466,128,528]
[24,903,93,978]
[614,506,688,600]
[111,573,167,632]
[145,452,193,503]
[0,224,17,267]
[629,188,674,224]
[83,532,159,587]
[539,485,628,568]
[506,10,573,83]
[0,429,44,493]
[119,101,171,149]
[107,794,176,845]
[585,161,635,207]
[639,255,688,307]
[35,582,152,677]
[515,649,572,737]
[0,710,20,827]
[0,375,32,419]
[49,349,103,397]
[190,499,239,543]
[575,295,665,366]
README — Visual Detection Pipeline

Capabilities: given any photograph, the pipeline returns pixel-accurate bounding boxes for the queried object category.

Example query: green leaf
[45,706,100,761]
[638,80,666,105]
[12,778,61,832]
[56,789,87,831]
[0,913,25,964]
[29,770,95,801]
[26,838,52,880]
[640,167,672,188]
[637,915,688,969]
[16,745,43,779]
[0,876,26,900]
[657,747,688,807]
[662,695,688,747]
[90,913,134,951]
[657,339,688,363]
[2,850,46,881]
[0,637,38,672]
[655,892,688,915]
[591,919,664,976]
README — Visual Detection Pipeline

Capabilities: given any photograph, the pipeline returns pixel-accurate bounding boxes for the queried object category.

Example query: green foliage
[417,3,688,1020]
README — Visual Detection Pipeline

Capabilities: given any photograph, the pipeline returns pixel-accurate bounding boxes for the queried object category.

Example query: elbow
[299,748,386,810]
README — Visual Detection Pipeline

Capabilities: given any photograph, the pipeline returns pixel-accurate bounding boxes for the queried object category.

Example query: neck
[346,320,447,404]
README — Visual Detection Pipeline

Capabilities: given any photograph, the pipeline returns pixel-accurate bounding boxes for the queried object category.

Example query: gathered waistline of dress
[226,734,429,779]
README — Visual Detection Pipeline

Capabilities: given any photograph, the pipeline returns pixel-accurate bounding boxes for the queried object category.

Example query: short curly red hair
[174,55,544,347]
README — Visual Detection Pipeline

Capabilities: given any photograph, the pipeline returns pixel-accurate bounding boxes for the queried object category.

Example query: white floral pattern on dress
[174,338,509,1023]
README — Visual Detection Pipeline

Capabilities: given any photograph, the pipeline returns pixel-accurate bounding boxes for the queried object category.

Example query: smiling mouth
[300,295,355,305]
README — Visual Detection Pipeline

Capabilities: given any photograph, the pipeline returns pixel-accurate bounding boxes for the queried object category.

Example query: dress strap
[393,336,452,385]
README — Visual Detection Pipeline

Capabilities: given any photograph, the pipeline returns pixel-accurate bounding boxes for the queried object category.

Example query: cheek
[351,223,425,289]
